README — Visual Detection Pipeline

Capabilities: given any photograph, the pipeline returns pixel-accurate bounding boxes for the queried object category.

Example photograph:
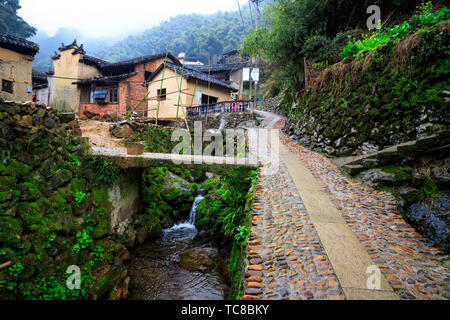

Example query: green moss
[0,176,17,192]
[0,217,23,248]
[18,182,42,201]
[3,160,30,180]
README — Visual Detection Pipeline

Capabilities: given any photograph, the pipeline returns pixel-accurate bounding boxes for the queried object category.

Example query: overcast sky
[18,0,248,38]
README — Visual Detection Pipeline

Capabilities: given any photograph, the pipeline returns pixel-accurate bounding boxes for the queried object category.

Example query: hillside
[31,7,254,73]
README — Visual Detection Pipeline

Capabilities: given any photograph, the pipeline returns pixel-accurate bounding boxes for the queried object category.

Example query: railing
[186,100,254,117]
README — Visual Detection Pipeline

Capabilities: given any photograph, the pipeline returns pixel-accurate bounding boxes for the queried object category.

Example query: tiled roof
[0,33,39,56]
[189,62,247,73]
[79,55,111,69]
[147,62,238,91]
[73,72,138,85]
[101,52,181,71]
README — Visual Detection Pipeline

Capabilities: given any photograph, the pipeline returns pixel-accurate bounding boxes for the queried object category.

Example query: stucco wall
[147,68,187,119]
[51,49,101,113]
[0,47,33,102]
[34,86,49,105]
[147,68,233,120]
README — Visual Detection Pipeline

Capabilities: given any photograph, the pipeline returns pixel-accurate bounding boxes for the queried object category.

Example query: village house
[48,40,180,118]
[146,62,237,120]
[189,62,246,99]
[177,52,204,66]
[32,70,54,106]
[0,33,39,102]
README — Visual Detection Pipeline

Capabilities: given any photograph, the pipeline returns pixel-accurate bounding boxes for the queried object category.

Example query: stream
[128,195,226,300]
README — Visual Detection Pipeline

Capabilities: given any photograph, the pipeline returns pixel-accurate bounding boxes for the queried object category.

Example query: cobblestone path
[244,161,345,300]
[243,111,449,300]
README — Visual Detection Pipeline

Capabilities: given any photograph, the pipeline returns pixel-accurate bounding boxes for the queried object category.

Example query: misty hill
[32,7,254,72]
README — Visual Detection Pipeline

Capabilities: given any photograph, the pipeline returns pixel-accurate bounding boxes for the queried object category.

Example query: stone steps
[337,130,450,175]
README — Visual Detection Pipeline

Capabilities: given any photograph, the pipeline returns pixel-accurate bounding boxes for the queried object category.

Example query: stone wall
[0,101,140,299]
[285,21,450,157]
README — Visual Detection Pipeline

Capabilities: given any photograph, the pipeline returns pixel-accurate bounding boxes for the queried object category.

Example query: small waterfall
[219,117,227,131]
[164,195,204,232]
[188,195,204,225]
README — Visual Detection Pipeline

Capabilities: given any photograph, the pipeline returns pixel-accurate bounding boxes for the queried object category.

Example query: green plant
[91,245,104,261]
[74,191,86,204]
[72,217,96,253]
[234,225,249,243]
[71,156,81,166]
[84,156,124,184]
[44,232,56,249]
[341,3,449,59]
[8,262,24,277]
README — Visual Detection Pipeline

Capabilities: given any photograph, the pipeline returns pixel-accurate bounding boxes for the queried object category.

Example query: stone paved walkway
[243,111,449,300]
[244,161,345,300]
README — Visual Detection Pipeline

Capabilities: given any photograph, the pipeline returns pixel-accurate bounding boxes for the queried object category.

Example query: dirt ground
[79,120,125,149]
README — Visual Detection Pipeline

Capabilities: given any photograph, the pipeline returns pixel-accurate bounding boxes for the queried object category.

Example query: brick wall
[80,103,120,119]
[81,59,164,119]
[120,60,161,118]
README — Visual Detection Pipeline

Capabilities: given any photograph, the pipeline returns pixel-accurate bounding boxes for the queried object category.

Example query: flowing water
[128,195,226,300]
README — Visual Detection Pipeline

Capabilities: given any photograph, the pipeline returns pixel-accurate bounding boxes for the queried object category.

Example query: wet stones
[179,247,219,272]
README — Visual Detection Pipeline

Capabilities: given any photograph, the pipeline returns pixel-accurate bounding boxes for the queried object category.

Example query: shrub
[341,3,449,59]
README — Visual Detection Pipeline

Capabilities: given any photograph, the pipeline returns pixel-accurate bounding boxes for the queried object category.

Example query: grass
[341,2,449,59]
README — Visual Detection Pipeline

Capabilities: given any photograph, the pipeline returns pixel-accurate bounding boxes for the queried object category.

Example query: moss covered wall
[286,20,450,157]
[0,102,138,300]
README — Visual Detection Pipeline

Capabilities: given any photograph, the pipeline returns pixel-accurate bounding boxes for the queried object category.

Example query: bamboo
[156,40,171,126]
[206,56,211,125]
[150,74,192,83]
[0,261,12,271]
[125,88,151,119]
[143,80,147,121]
[146,88,191,101]
[175,60,186,120]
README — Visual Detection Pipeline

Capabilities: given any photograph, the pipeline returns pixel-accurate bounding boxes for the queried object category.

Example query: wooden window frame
[157,88,167,101]
[2,79,13,94]
[110,88,119,103]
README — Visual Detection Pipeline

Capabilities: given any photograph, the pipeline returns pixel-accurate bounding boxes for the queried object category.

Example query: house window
[157,88,167,101]
[201,94,218,105]
[2,80,13,93]
[110,88,118,103]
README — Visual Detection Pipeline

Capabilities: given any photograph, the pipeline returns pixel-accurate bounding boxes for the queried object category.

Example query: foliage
[73,191,86,204]
[127,127,175,153]
[241,0,419,101]
[341,4,449,59]
[8,262,23,277]
[0,0,36,38]
[72,217,95,253]
[71,156,81,167]
[84,156,124,185]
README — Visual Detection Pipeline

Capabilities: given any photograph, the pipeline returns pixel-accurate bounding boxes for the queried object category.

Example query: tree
[0,0,36,38]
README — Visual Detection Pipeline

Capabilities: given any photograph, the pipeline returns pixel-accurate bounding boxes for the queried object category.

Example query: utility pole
[251,0,262,109]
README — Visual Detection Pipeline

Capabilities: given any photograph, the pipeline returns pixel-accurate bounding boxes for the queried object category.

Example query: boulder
[399,186,420,203]
[179,247,219,272]
[83,110,99,119]
[361,142,379,155]
[60,113,75,124]
[44,117,56,129]
[357,168,396,187]
[110,122,133,139]
[163,171,192,194]
[408,192,450,251]
[432,167,450,184]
